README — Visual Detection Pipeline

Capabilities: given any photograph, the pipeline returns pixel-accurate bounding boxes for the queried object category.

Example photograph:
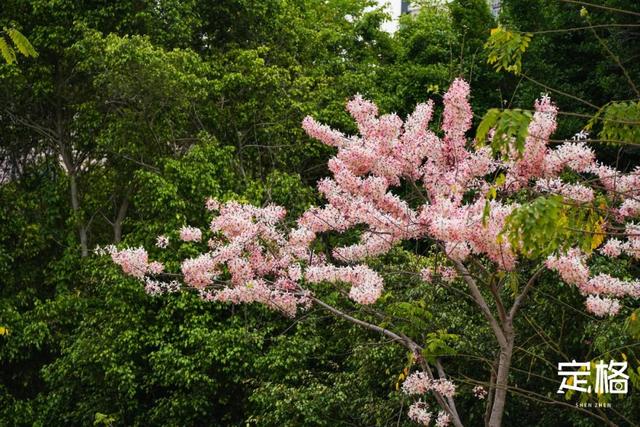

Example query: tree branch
[450,259,508,349]
[509,266,544,319]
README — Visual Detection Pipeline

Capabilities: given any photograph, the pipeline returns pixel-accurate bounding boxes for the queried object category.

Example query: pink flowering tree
[104,79,639,426]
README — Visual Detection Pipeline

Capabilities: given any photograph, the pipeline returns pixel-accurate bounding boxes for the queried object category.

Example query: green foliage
[485,26,531,74]
[421,330,459,363]
[384,300,433,338]
[502,195,606,258]
[476,107,532,157]
[0,27,37,64]
[625,309,640,339]
[586,100,640,145]
[94,412,117,426]
[0,36,16,64]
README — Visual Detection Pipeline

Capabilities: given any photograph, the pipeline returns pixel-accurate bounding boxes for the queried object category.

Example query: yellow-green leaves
[485,27,532,74]
[502,195,607,259]
[585,101,640,146]
[476,108,532,158]
[626,309,640,339]
[0,27,37,64]
[421,330,459,364]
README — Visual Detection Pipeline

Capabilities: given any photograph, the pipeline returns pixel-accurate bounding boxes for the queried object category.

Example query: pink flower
[302,116,347,148]
[435,411,451,427]
[156,235,169,248]
[582,274,640,298]
[600,239,624,258]
[442,78,472,153]
[431,379,456,398]
[535,178,594,204]
[305,265,384,305]
[205,197,220,211]
[144,278,163,296]
[181,254,216,288]
[143,278,180,296]
[619,199,640,219]
[585,295,621,317]
[408,402,432,426]
[179,226,202,242]
[402,372,456,399]
[544,141,594,175]
[110,247,149,279]
[545,249,589,286]
[473,385,488,399]
[440,267,458,284]
[403,371,432,395]
[420,267,433,283]
[147,261,164,275]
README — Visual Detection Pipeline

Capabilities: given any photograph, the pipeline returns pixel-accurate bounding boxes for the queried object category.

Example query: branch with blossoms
[102,79,639,427]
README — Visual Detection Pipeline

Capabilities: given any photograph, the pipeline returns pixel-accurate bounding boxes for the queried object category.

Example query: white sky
[373,0,402,33]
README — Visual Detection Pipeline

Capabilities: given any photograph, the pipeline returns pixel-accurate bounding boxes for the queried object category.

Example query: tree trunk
[488,329,514,427]
[113,194,129,243]
[484,356,499,426]
[69,173,88,257]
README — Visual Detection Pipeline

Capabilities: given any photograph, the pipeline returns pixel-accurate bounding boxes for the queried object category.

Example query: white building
[375,0,500,32]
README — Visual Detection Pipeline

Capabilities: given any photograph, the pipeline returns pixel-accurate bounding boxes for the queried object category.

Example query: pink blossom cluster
[305,265,383,305]
[406,403,450,426]
[600,238,624,257]
[179,226,202,242]
[545,249,590,286]
[582,274,640,298]
[407,401,432,426]
[187,201,311,315]
[435,411,451,427]
[546,248,638,316]
[589,164,640,202]
[599,225,640,259]
[544,141,595,176]
[627,224,640,258]
[181,253,217,288]
[148,261,164,275]
[473,385,488,399]
[534,178,594,204]
[585,295,621,317]
[505,94,558,189]
[420,266,458,284]
[402,371,432,395]
[108,79,640,321]
[402,371,456,398]
[214,279,306,317]
[299,80,637,303]
[144,278,180,296]
[156,235,170,248]
[619,199,640,219]
[108,246,160,279]
[106,198,381,315]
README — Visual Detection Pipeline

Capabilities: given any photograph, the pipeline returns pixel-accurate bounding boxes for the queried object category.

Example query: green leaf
[0,36,16,64]
[485,27,532,75]
[475,108,532,158]
[476,108,501,146]
[586,101,640,146]
[502,195,606,259]
[5,27,38,58]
